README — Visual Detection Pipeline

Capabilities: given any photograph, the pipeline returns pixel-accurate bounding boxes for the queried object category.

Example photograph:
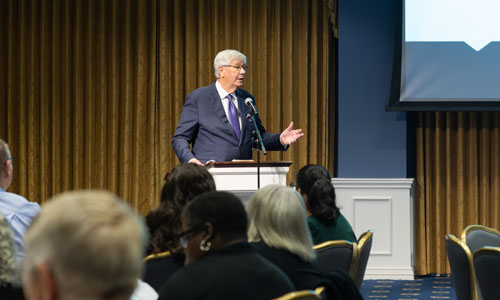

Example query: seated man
[0,139,40,262]
[22,190,148,300]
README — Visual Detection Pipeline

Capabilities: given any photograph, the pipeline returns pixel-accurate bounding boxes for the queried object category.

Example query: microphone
[245,98,258,115]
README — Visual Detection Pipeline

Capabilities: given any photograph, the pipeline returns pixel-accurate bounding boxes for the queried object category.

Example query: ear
[31,263,59,300]
[2,159,10,177]
[202,221,214,242]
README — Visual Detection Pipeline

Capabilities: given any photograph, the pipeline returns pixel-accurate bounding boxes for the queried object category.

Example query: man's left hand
[280,122,304,145]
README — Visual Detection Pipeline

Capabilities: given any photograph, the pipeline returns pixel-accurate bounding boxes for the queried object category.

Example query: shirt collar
[215,80,236,100]
[0,187,5,192]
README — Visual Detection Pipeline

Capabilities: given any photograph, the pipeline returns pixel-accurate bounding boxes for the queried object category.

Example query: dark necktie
[227,94,241,140]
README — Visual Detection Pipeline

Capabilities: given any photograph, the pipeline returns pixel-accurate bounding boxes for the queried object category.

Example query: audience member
[0,213,24,300]
[144,163,216,291]
[22,190,147,300]
[248,185,363,300]
[296,164,356,244]
[247,184,324,290]
[159,191,294,300]
[0,139,40,262]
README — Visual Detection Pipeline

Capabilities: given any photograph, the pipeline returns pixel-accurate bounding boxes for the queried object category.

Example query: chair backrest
[313,240,357,277]
[445,234,479,300]
[461,225,500,254]
[473,247,500,300]
[273,290,322,300]
[352,230,373,288]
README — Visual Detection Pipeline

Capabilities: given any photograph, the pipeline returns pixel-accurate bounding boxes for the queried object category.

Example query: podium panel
[209,161,291,202]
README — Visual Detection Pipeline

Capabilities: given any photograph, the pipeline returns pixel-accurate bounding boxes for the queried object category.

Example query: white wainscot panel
[333,178,415,280]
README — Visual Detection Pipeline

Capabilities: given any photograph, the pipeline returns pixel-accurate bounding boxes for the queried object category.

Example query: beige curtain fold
[416,111,500,274]
[1,0,334,215]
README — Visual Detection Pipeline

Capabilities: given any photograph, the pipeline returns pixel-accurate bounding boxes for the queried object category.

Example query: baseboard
[364,268,415,280]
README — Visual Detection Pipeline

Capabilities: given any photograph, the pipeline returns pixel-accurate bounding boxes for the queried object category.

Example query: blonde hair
[213,49,247,78]
[247,184,316,262]
[23,190,147,300]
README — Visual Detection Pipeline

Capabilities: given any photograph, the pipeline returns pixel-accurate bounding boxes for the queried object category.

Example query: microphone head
[244,98,253,105]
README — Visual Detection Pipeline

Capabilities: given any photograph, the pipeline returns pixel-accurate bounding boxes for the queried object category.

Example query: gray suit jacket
[172,83,286,163]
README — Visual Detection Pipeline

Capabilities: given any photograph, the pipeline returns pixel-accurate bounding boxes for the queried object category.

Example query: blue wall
[336,0,407,178]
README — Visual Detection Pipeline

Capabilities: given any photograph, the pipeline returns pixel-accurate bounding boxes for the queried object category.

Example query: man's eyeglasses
[7,156,14,161]
[178,225,203,248]
[223,64,248,71]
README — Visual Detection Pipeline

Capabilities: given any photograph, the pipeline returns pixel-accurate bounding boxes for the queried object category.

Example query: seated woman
[296,165,356,245]
[144,163,216,292]
[0,213,25,300]
[248,185,363,300]
[159,191,294,300]
[248,184,325,290]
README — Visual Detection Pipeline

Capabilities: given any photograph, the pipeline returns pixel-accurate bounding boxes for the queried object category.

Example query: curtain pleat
[416,111,500,274]
[1,0,334,215]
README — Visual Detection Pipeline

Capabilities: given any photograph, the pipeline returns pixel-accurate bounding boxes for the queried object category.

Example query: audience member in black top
[144,163,216,291]
[248,185,363,300]
[247,184,322,290]
[0,213,24,300]
[159,191,294,300]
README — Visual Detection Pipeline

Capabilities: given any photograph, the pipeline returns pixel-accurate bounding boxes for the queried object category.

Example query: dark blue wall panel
[337,0,407,178]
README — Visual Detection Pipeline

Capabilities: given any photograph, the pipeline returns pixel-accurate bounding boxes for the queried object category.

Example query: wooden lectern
[209,161,292,203]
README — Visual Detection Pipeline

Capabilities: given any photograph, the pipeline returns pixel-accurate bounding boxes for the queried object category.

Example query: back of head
[23,190,147,300]
[0,139,9,169]
[146,164,216,254]
[0,213,19,287]
[247,185,315,262]
[183,191,247,242]
[296,165,339,223]
[0,139,11,185]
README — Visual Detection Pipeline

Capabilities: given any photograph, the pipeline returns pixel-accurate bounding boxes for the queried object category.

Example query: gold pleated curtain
[415,111,500,274]
[0,0,334,215]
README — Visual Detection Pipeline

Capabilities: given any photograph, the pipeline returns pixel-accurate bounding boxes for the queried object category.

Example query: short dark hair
[183,191,248,241]
[145,164,216,254]
[296,164,339,223]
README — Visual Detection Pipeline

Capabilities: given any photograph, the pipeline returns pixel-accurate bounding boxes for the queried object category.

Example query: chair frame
[461,225,500,246]
[144,250,172,262]
[352,229,373,288]
[273,290,322,300]
[460,225,500,300]
[313,239,358,278]
[446,234,479,300]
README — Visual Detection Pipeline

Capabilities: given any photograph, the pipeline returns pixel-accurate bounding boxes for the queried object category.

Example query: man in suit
[172,49,303,164]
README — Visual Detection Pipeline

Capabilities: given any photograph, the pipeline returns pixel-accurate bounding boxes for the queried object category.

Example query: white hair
[213,49,247,78]
[247,184,316,262]
[23,190,148,300]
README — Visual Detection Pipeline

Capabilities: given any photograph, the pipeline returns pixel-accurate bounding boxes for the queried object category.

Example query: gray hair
[23,190,148,300]
[213,49,247,78]
[247,184,316,262]
[0,139,10,175]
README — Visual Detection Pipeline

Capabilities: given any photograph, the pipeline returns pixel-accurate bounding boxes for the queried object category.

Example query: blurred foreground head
[23,190,147,300]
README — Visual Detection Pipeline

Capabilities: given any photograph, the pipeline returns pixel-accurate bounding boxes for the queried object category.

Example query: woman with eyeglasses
[143,163,216,292]
[295,165,356,245]
[158,191,294,300]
